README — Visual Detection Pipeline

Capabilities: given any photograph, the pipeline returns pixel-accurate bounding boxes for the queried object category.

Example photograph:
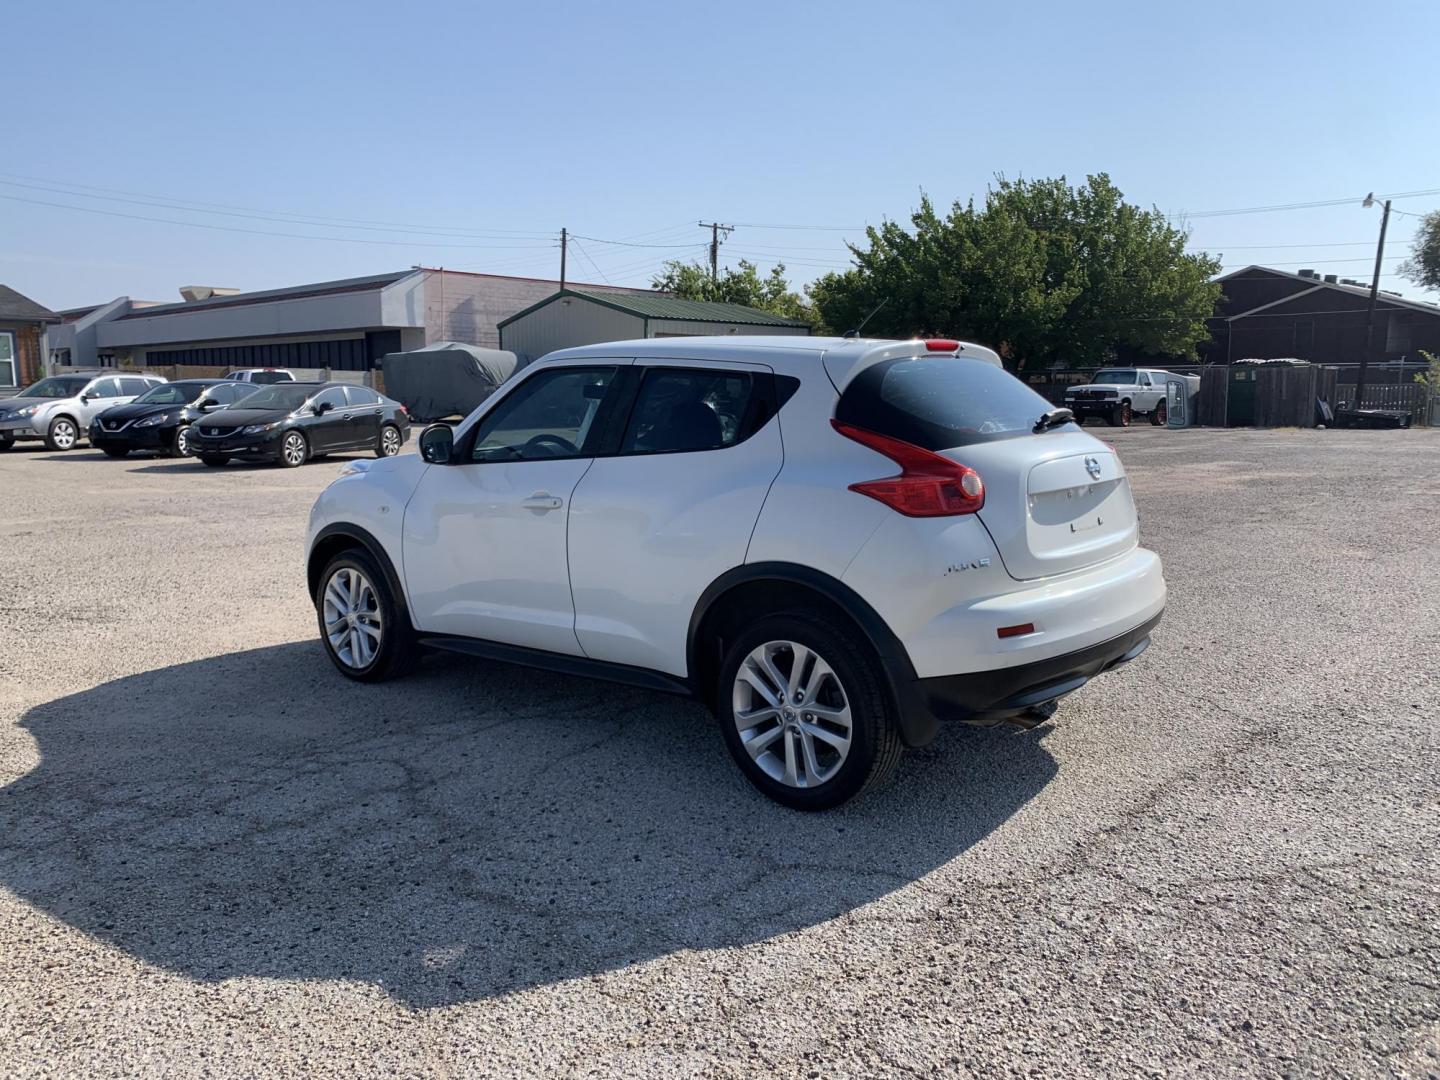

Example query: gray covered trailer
[379,341,522,422]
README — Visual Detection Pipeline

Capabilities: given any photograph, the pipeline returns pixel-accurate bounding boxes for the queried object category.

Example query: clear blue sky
[5,0,1437,310]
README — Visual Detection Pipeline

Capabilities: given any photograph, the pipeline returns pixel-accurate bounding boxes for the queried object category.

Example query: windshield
[232,384,314,411]
[1091,369,1138,385]
[135,381,212,405]
[16,377,89,399]
[836,356,1071,448]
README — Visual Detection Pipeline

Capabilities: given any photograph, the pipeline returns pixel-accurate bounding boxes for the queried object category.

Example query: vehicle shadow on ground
[128,455,376,474]
[0,643,1057,1007]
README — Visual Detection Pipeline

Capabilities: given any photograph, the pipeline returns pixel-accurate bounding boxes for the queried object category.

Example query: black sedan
[185,382,410,468]
[89,380,257,458]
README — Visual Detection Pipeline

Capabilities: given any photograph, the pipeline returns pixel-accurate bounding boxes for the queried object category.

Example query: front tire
[0,434,13,451]
[1109,402,1132,427]
[717,611,902,810]
[315,548,417,682]
[278,431,308,468]
[44,416,79,451]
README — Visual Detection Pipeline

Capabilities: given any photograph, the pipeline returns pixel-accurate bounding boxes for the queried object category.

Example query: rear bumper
[908,609,1161,730]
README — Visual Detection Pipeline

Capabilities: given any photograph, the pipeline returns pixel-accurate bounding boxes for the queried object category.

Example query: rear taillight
[832,420,984,517]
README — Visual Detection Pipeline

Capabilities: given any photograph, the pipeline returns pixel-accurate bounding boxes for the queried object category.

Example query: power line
[0,192,558,250]
[568,237,612,285]
[0,171,558,239]
[1179,187,1440,219]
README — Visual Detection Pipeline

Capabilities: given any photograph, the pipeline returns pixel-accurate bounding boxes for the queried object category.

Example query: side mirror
[314,401,333,416]
[419,424,454,465]
[198,398,220,410]
[80,393,93,403]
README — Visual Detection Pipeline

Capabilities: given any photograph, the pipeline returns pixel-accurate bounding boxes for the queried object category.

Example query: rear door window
[620,368,756,454]
[119,377,151,395]
[88,378,122,398]
[835,356,1062,449]
[345,386,382,407]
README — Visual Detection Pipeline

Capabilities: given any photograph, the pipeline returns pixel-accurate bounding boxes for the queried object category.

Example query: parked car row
[0,372,410,466]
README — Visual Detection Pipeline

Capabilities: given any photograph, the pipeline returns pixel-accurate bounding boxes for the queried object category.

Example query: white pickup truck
[1064,368,1174,426]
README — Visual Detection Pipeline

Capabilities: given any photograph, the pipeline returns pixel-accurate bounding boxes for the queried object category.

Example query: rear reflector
[997,623,1035,639]
[924,338,960,352]
[832,420,984,517]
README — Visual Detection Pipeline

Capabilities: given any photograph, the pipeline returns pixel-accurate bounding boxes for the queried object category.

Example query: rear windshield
[836,356,1065,448]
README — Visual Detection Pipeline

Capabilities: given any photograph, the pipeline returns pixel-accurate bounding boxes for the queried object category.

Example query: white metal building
[498,289,811,360]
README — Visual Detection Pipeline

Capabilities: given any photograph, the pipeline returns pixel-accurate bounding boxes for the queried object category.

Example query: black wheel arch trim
[686,562,932,746]
[307,523,412,629]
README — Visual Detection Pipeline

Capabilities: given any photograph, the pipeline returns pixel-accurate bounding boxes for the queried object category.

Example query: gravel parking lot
[1,427,1437,1078]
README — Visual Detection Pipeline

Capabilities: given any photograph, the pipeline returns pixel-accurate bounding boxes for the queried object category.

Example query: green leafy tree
[1399,211,1440,292]
[808,174,1222,371]
[652,258,819,327]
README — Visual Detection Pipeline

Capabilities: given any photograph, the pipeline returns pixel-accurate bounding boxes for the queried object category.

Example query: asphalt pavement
[0,426,1436,1078]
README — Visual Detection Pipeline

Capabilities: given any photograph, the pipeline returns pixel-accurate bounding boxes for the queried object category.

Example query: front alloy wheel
[173,425,193,456]
[279,431,307,468]
[322,566,384,670]
[46,417,78,451]
[315,549,417,682]
[733,640,854,789]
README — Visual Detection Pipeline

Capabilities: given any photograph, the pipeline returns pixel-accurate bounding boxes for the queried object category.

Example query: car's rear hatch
[947,431,1137,580]
[833,351,1139,582]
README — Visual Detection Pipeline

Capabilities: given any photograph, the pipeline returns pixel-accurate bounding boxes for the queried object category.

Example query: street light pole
[1357,194,1391,408]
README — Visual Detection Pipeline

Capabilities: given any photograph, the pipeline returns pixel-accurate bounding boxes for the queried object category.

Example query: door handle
[521,492,564,511]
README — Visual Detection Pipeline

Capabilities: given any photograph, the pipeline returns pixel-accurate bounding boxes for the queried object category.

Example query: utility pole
[1357,195,1391,408]
[559,228,567,290]
[699,221,733,285]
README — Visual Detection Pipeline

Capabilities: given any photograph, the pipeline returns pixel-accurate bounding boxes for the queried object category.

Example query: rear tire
[315,548,418,682]
[717,610,903,810]
[376,423,402,458]
[199,454,229,467]
[44,416,79,451]
[101,447,129,459]
[1150,400,1167,426]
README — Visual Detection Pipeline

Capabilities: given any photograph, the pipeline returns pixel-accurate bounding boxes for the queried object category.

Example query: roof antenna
[843,298,888,339]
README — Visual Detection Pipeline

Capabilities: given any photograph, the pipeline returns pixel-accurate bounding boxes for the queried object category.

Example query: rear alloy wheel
[1150,400,1167,426]
[45,416,79,451]
[279,431,308,468]
[199,454,229,467]
[719,612,902,810]
[316,549,417,682]
[171,425,193,457]
[376,423,402,458]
